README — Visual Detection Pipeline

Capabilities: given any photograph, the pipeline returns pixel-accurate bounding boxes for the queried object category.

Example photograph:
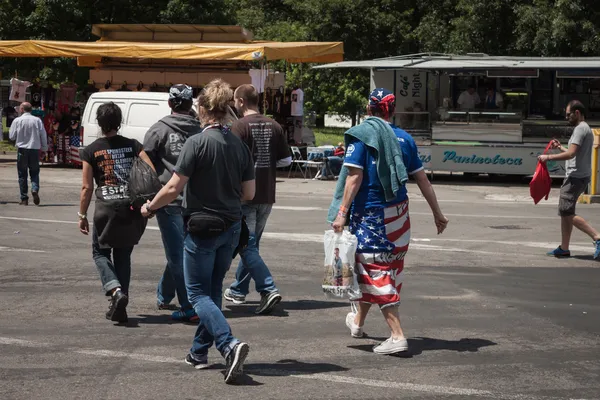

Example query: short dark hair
[169,99,193,113]
[22,103,32,113]
[96,102,122,134]
[567,100,586,118]
[234,84,259,108]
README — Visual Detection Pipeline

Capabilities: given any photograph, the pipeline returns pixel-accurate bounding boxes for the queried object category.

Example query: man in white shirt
[457,86,481,110]
[9,102,48,206]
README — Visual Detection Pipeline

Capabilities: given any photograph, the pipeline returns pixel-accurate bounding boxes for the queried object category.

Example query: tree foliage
[1,0,600,122]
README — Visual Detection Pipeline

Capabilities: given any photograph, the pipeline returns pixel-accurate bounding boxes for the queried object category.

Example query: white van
[81,91,238,148]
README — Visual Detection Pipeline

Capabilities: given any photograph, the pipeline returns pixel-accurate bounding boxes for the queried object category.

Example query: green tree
[514,0,600,56]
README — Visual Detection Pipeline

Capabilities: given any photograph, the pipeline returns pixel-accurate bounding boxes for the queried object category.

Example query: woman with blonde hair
[141,79,255,384]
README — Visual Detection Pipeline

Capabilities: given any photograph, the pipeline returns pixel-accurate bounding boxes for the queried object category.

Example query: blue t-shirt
[343,124,423,210]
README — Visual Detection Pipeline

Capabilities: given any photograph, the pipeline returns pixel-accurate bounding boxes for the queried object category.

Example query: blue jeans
[156,206,191,310]
[92,228,134,296]
[17,148,40,201]
[320,156,343,178]
[184,221,241,358]
[229,204,277,296]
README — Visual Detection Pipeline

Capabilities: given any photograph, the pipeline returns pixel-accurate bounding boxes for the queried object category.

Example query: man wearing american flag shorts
[332,88,449,355]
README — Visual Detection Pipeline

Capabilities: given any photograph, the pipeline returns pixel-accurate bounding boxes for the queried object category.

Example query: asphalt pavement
[0,157,599,400]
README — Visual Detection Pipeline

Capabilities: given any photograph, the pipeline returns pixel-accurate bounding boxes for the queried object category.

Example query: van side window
[127,103,163,128]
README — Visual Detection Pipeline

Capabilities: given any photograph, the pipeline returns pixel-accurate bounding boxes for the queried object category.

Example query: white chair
[288,146,307,178]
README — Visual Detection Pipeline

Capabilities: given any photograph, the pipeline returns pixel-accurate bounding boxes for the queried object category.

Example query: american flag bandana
[349,200,410,306]
[369,88,395,120]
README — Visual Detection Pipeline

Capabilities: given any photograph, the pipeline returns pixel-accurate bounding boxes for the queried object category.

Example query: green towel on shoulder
[327,117,408,223]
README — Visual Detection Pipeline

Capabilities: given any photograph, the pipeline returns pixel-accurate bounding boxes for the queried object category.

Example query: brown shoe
[19,199,28,206]
[32,192,40,206]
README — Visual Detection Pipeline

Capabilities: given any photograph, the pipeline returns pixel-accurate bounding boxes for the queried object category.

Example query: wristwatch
[77,212,87,220]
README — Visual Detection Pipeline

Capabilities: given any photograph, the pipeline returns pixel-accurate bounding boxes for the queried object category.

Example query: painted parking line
[0,215,594,255]
[0,336,592,400]
[0,246,45,253]
[272,206,561,220]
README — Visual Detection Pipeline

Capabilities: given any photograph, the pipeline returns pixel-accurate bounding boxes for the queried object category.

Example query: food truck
[316,53,600,178]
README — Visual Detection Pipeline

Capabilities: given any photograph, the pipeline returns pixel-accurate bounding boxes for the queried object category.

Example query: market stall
[315,53,600,179]
[0,24,343,166]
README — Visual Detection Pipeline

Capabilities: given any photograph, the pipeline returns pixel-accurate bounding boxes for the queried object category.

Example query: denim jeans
[184,221,241,358]
[320,156,343,178]
[17,148,40,201]
[229,204,278,296]
[155,206,191,310]
[92,228,134,296]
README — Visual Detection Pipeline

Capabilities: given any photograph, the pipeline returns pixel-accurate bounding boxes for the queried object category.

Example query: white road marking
[0,246,45,253]
[271,206,561,220]
[412,238,595,253]
[0,336,592,400]
[416,289,480,301]
[75,349,180,364]
[0,215,595,256]
[0,337,48,347]
[273,206,323,211]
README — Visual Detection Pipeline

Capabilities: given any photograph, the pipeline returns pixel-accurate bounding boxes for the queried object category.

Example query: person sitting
[320,143,345,180]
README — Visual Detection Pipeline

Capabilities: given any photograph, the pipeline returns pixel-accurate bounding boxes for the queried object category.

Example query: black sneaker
[106,290,129,323]
[224,342,249,384]
[32,192,40,206]
[185,353,209,370]
[255,291,282,315]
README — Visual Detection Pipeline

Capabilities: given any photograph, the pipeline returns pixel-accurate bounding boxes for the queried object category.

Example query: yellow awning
[0,40,343,63]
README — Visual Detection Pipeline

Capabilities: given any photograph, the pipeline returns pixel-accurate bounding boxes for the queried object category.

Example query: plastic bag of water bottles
[322,230,360,300]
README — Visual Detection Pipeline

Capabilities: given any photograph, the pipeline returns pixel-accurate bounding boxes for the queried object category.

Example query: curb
[578,194,600,204]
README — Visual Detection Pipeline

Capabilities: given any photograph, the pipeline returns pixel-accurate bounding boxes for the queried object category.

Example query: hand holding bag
[530,141,553,205]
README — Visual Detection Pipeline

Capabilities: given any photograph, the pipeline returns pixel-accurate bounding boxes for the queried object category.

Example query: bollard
[579,129,600,203]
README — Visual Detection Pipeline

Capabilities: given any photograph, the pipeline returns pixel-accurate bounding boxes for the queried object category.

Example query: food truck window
[589,79,600,116]
[559,78,591,113]
[530,70,554,116]
[499,78,528,114]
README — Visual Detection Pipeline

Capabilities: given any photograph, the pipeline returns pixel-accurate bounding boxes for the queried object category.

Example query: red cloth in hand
[530,141,553,204]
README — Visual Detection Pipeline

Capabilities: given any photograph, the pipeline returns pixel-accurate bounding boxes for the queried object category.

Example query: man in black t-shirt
[223,84,292,315]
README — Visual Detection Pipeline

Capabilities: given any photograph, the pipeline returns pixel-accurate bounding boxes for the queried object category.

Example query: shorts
[558,176,590,217]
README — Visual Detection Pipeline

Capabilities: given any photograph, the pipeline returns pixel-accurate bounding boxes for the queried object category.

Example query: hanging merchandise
[136,81,148,92]
[10,78,32,103]
[249,68,267,93]
[117,81,132,92]
[150,82,161,92]
[30,81,43,108]
[59,82,78,107]
[82,80,99,102]
[291,87,304,117]
[43,84,57,111]
[99,80,115,92]
[2,105,18,129]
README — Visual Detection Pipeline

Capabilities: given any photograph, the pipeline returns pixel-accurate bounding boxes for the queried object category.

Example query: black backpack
[128,156,163,209]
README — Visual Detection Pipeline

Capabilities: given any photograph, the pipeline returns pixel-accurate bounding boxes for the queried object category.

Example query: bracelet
[144,204,156,216]
[77,212,87,220]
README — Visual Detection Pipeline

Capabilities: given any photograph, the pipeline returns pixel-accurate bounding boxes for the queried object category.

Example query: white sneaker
[373,336,409,355]
[345,312,365,338]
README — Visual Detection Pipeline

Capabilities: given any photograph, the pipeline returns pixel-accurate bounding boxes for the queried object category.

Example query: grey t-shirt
[174,126,255,221]
[566,121,593,179]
